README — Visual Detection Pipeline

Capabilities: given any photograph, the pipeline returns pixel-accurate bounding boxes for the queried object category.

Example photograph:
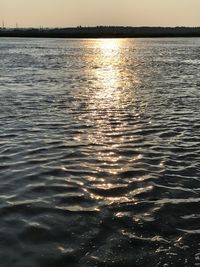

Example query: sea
[0,37,200,267]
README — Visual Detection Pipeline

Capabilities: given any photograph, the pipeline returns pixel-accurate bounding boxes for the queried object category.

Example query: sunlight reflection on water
[70,39,154,208]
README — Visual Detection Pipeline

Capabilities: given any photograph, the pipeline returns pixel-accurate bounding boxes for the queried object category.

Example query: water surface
[0,38,200,267]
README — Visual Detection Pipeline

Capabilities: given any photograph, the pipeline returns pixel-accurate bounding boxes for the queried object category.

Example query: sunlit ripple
[72,39,148,204]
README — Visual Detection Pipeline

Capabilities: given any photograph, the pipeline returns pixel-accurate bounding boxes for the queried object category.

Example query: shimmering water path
[0,38,200,267]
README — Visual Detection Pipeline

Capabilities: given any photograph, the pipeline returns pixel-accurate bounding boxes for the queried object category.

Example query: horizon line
[1,25,200,29]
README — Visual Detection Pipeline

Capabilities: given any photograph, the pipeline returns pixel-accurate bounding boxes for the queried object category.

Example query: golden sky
[0,0,200,28]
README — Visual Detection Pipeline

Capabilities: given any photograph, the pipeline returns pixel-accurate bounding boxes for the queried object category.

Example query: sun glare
[98,38,121,52]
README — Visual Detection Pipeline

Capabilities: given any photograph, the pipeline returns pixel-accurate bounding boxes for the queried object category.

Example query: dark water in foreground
[0,38,200,267]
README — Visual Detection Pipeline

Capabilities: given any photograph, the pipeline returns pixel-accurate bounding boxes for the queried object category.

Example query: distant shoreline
[0,26,200,38]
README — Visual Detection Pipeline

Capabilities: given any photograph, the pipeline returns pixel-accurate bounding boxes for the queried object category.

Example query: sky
[0,0,200,28]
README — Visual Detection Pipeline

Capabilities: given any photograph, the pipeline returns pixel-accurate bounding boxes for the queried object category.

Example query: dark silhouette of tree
[0,26,200,38]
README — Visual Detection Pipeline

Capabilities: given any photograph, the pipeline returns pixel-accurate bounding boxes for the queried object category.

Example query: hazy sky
[0,0,200,28]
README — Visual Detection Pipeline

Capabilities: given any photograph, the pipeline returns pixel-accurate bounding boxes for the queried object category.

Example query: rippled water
[0,38,200,267]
